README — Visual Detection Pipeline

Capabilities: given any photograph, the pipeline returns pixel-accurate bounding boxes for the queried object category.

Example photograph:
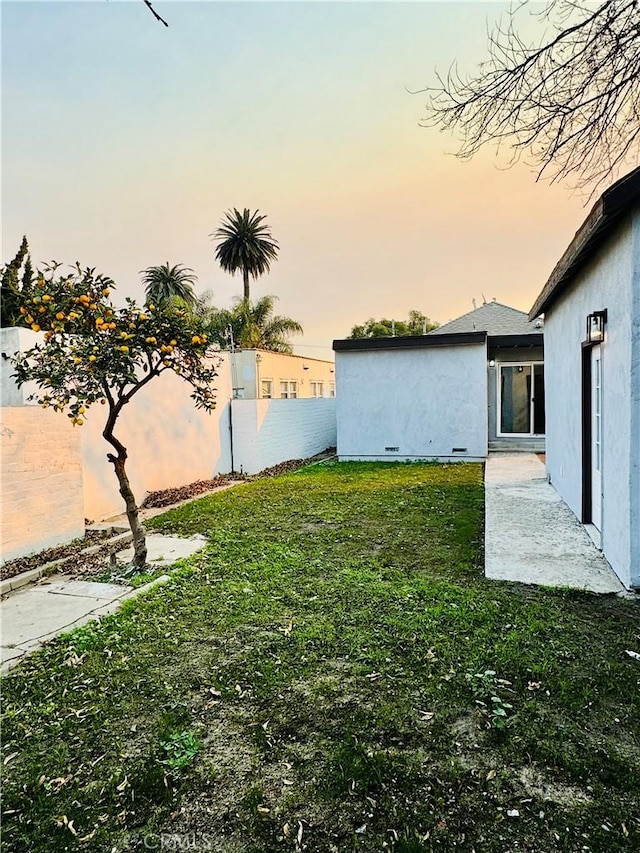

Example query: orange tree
[10,263,219,569]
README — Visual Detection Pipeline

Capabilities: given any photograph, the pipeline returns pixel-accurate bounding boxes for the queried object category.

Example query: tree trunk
[243,266,250,302]
[103,405,147,569]
[109,450,147,568]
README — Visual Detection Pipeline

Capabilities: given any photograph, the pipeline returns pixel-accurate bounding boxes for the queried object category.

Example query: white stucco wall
[82,355,234,521]
[543,210,639,588]
[231,398,336,474]
[336,343,488,461]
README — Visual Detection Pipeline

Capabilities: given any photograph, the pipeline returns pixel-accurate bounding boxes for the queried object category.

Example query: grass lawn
[2,461,639,852]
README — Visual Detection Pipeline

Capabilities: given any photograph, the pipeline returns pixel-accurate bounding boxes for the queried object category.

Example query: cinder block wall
[231,398,336,474]
[1,407,85,562]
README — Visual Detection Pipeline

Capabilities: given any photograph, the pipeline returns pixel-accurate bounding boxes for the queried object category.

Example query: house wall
[231,397,336,474]
[336,343,488,461]
[543,210,639,588]
[231,350,335,399]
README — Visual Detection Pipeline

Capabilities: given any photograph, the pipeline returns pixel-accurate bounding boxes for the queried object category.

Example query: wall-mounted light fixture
[586,309,607,344]
[489,359,496,368]
[302,364,309,370]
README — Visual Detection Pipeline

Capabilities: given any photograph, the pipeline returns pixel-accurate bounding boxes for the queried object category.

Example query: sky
[2,0,591,360]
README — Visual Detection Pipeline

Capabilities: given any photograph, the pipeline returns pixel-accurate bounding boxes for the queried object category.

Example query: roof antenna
[481,293,487,305]
[472,298,477,310]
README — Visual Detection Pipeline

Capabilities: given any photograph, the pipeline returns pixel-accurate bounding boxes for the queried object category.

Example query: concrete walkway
[1,533,208,673]
[485,453,624,593]
[1,578,133,671]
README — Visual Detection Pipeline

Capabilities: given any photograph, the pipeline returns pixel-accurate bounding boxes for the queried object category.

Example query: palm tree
[140,263,198,311]
[204,296,302,354]
[211,208,279,301]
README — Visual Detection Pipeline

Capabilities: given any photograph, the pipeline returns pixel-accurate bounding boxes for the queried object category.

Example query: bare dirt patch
[517,766,592,807]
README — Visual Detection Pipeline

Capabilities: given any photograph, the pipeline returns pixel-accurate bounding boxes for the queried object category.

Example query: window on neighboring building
[310,381,324,398]
[329,382,335,398]
[280,380,298,399]
[261,379,273,399]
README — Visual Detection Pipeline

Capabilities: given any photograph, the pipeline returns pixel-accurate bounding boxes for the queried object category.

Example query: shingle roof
[432,301,542,337]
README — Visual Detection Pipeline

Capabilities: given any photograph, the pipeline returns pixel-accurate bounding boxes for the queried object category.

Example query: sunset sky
[2,1,591,359]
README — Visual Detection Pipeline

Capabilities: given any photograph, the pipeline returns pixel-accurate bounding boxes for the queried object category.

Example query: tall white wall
[82,356,234,520]
[2,333,338,559]
[1,327,43,405]
[336,343,488,461]
[1,407,85,562]
[544,211,639,588]
[231,398,336,474]
[2,327,85,561]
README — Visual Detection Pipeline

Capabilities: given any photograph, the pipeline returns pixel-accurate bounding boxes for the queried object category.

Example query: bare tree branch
[418,0,640,194]
[143,0,169,27]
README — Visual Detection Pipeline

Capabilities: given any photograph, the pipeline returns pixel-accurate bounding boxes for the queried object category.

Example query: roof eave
[529,166,640,320]
[332,331,486,352]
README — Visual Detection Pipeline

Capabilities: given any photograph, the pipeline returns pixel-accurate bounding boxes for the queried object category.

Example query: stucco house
[529,166,640,590]
[333,301,543,463]
[229,349,335,400]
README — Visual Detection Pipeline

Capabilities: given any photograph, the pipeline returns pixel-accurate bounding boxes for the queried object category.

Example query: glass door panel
[500,365,532,434]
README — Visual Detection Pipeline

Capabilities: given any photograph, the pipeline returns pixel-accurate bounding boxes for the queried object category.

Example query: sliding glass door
[498,363,545,436]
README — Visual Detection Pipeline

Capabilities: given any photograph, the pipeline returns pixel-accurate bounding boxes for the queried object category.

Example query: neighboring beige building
[230,349,335,399]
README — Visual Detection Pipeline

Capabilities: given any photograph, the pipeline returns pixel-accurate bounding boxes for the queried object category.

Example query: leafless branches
[419,0,640,192]
[143,0,168,27]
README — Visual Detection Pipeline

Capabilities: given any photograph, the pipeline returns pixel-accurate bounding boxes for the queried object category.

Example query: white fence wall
[1,331,338,560]
[82,356,234,521]
[231,398,337,474]
[1,407,85,562]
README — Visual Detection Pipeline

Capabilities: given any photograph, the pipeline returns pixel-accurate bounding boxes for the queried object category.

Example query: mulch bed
[0,530,112,582]
[141,475,244,508]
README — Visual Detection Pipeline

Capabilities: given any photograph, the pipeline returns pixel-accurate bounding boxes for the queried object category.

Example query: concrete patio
[485,453,625,593]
